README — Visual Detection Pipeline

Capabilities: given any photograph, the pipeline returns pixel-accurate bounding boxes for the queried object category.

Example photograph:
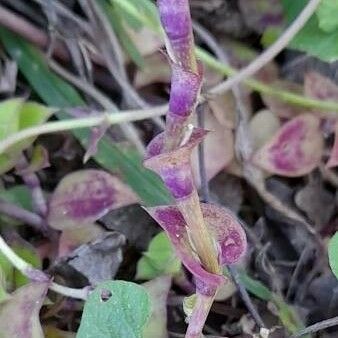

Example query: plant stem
[0,199,46,231]
[0,234,89,300]
[185,291,216,338]
[209,0,321,97]
[0,107,166,155]
[16,155,48,218]
[179,191,220,275]
[291,316,338,337]
[196,102,265,329]
[227,265,265,328]
[49,59,146,154]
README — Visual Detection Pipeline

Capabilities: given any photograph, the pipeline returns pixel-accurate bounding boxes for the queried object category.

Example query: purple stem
[185,291,216,338]
[158,0,197,72]
[16,156,48,217]
[0,199,48,233]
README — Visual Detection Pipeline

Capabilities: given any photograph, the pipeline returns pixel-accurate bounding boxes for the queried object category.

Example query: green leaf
[0,98,23,139]
[238,272,272,301]
[0,185,32,209]
[0,98,24,173]
[102,0,145,68]
[282,0,338,62]
[0,98,53,174]
[0,185,33,225]
[238,272,306,334]
[136,232,181,280]
[0,27,172,207]
[0,243,41,289]
[317,0,338,33]
[77,281,150,338]
[13,245,42,288]
[0,266,10,303]
[329,232,338,279]
[109,0,161,33]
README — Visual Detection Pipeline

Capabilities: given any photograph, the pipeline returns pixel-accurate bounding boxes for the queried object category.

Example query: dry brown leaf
[249,109,281,151]
[262,80,307,118]
[192,110,235,186]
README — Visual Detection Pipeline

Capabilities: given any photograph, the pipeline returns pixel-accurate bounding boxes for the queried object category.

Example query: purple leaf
[0,281,49,338]
[83,122,110,163]
[305,72,338,117]
[144,128,207,199]
[253,114,324,176]
[145,205,224,290]
[48,169,139,230]
[327,122,338,168]
[158,0,195,69]
[144,203,247,292]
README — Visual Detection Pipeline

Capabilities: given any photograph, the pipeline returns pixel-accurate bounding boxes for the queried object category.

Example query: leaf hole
[100,289,112,302]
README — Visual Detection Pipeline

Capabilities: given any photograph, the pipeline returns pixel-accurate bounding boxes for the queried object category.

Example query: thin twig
[197,105,211,203]
[0,4,69,61]
[227,265,265,328]
[2,4,338,115]
[209,0,321,97]
[16,155,48,218]
[286,246,313,300]
[49,59,147,153]
[32,0,93,37]
[0,199,46,231]
[291,316,338,337]
[0,107,166,155]
[0,234,89,300]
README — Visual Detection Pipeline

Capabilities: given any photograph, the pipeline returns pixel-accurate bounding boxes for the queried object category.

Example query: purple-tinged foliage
[145,204,247,294]
[164,65,203,149]
[84,122,109,163]
[158,0,196,71]
[253,114,324,177]
[0,282,50,338]
[48,169,138,230]
[144,128,207,199]
[169,64,202,118]
[327,122,338,168]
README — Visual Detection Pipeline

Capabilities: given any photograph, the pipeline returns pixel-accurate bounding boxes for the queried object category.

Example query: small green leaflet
[316,0,338,33]
[329,232,338,279]
[0,98,53,174]
[282,0,338,62]
[136,232,181,280]
[77,281,150,338]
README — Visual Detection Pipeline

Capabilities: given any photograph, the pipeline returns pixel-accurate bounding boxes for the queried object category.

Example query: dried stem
[179,191,220,275]
[0,234,89,300]
[291,316,338,337]
[185,291,216,338]
[209,0,321,96]
[49,59,146,153]
[0,107,166,155]
[0,199,47,231]
[0,4,68,61]
[16,155,48,218]
[79,0,164,131]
